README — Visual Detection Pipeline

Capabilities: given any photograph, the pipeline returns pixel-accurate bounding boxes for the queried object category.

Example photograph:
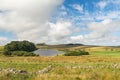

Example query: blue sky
[0,0,120,45]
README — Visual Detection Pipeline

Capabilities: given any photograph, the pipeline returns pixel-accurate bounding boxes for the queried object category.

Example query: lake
[33,49,64,56]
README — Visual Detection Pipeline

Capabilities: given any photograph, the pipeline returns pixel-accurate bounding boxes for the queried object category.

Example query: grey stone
[18,70,27,74]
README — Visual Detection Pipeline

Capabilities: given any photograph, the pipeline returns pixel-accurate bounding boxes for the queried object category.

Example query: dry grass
[0,46,120,80]
[0,56,120,63]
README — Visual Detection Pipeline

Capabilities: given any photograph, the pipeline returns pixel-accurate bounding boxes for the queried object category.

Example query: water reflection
[33,49,63,56]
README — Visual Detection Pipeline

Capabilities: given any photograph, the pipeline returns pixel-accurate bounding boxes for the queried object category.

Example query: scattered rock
[38,65,53,74]
[8,68,17,73]
[18,70,27,74]
[65,64,120,69]
[1,68,27,74]
[0,68,2,71]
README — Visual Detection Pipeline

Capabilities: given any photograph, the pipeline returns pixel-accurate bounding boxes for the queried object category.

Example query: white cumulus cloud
[0,36,9,45]
[72,4,83,12]
[97,1,107,10]
[70,19,120,45]
[0,0,64,44]
[48,20,73,44]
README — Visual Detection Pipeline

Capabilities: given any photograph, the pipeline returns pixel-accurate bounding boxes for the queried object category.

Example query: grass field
[0,46,120,80]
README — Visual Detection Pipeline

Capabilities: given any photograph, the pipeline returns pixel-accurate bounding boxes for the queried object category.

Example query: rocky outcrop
[38,65,53,74]
[0,65,53,75]
[0,68,27,74]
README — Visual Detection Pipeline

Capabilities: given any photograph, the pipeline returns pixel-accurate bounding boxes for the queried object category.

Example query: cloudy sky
[0,0,120,46]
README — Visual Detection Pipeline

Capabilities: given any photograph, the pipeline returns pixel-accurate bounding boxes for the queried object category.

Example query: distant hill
[36,43,84,48]
[66,43,84,46]
[36,43,120,50]
[36,43,46,46]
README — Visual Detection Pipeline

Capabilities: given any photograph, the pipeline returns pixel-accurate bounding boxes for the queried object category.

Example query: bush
[64,50,89,56]
[3,40,37,56]
[4,49,11,55]
[11,51,38,56]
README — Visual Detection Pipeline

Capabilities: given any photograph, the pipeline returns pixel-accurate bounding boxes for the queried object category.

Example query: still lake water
[33,49,64,56]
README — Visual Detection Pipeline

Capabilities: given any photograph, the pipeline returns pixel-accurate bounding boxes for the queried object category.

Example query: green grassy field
[0,46,120,80]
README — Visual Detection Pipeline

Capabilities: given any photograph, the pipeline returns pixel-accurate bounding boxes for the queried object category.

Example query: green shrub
[3,49,11,55]
[64,50,89,56]
[11,51,38,56]
[3,40,37,56]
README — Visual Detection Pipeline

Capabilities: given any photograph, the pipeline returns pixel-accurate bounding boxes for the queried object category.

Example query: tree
[4,40,37,55]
